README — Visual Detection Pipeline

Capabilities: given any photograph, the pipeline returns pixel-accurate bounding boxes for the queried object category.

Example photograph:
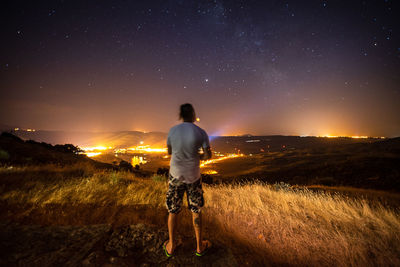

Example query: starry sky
[1,0,399,137]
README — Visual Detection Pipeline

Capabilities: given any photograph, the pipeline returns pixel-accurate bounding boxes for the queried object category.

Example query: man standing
[163,103,212,257]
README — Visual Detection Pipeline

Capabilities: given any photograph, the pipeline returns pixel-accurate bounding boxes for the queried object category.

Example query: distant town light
[200,153,243,167]
[350,136,368,139]
[245,139,260,143]
[82,144,167,156]
[81,146,110,151]
[85,152,102,157]
[204,170,218,174]
[128,146,167,153]
[317,135,371,139]
[318,135,339,138]
[132,156,147,165]
[196,117,200,122]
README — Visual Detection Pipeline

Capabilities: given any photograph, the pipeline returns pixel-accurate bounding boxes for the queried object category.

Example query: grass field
[1,163,400,266]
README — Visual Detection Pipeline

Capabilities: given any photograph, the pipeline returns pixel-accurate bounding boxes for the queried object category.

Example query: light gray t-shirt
[167,122,210,184]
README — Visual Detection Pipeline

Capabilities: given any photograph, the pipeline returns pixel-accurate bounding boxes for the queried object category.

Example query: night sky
[1,0,399,137]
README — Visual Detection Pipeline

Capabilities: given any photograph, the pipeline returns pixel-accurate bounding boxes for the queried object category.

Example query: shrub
[272,181,292,192]
[0,149,9,160]
[151,174,166,182]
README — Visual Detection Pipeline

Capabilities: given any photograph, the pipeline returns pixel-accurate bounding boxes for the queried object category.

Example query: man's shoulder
[193,124,207,134]
[168,123,183,133]
[192,125,209,141]
[169,123,208,136]
[184,123,207,134]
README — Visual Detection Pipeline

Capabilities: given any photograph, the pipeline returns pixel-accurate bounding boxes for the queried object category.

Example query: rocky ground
[0,222,238,266]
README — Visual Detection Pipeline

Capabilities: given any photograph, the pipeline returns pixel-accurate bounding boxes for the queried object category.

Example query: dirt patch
[0,203,267,266]
[0,222,239,266]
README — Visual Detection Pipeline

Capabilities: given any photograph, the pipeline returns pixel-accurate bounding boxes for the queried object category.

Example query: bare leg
[192,212,211,253]
[193,212,202,251]
[166,213,178,254]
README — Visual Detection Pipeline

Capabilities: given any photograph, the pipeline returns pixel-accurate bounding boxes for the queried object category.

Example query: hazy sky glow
[1,1,399,136]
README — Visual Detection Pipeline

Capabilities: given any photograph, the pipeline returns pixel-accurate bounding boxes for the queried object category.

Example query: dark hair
[179,103,196,122]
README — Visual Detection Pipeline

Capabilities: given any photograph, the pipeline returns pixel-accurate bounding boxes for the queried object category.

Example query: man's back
[167,122,209,183]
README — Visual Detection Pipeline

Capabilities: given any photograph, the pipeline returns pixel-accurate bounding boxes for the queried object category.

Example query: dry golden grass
[0,164,166,207]
[1,164,400,266]
[205,182,400,266]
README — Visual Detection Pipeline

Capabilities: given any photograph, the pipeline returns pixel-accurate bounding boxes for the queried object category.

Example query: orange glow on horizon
[127,145,167,153]
[85,152,102,157]
[316,135,384,139]
[81,146,112,151]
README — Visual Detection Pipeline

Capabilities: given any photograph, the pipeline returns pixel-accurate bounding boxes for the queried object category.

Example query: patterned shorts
[166,174,204,214]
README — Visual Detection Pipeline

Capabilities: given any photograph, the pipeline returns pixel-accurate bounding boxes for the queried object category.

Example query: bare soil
[0,203,268,266]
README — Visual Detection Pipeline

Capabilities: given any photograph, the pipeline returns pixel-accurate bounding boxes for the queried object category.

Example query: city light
[80,146,112,151]
[316,135,384,139]
[127,145,167,153]
[200,153,243,167]
[203,170,218,174]
[80,144,167,157]
[132,156,147,165]
[85,152,102,157]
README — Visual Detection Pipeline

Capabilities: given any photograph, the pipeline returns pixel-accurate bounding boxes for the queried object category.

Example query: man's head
[179,103,196,122]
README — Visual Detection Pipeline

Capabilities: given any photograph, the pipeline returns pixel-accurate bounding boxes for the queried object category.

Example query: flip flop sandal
[163,240,173,257]
[195,241,211,256]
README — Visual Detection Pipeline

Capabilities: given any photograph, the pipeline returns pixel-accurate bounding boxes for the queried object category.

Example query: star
[1,0,399,137]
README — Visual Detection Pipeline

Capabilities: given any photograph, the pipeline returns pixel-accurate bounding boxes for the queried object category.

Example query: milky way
[1,0,399,136]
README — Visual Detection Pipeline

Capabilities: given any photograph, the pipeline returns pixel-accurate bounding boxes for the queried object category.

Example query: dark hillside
[232,137,400,191]
[0,132,113,169]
